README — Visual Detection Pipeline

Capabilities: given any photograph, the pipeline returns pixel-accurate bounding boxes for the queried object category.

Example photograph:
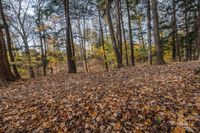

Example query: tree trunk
[172,0,181,61]
[43,30,48,75]
[115,0,123,63]
[197,0,200,60]
[184,0,190,61]
[70,22,76,59]
[0,25,16,81]
[146,0,152,65]
[83,16,88,72]
[120,1,129,66]
[24,38,35,78]
[64,0,76,73]
[126,0,135,66]
[37,21,46,76]
[98,8,109,71]
[106,0,123,68]
[138,18,146,62]
[0,0,20,79]
[152,0,165,65]
[172,23,176,60]
[77,18,88,72]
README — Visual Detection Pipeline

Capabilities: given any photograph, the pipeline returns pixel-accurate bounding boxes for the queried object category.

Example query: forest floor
[0,61,200,133]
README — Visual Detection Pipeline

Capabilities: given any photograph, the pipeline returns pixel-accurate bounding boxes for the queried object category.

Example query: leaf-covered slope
[0,61,200,132]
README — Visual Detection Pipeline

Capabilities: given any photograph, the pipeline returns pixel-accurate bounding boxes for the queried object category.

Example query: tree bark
[83,16,88,72]
[106,0,123,68]
[115,0,123,63]
[146,0,152,65]
[98,8,109,71]
[197,0,200,60]
[0,0,20,79]
[172,0,181,61]
[0,25,16,81]
[120,1,129,66]
[37,21,46,76]
[64,0,76,73]
[137,18,146,62]
[184,0,190,61]
[152,0,165,65]
[126,0,135,66]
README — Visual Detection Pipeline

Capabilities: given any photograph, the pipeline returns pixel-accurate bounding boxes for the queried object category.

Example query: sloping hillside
[0,61,200,132]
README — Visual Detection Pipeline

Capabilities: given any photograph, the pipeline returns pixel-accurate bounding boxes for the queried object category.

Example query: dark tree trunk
[126,0,135,66]
[197,0,200,60]
[70,22,76,59]
[37,21,46,76]
[146,0,152,65]
[115,0,123,63]
[172,24,176,60]
[137,18,146,62]
[120,1,129,66]
[83,16,88,72]
[106,0,123,68]
[0,0,20,79]
[0,25,16,81]
[172,0,181,61]
[98,8,109,71]
[64,0,76,73]
[152,0,165,65]
[43,30,48,75]
[184,0,190,61]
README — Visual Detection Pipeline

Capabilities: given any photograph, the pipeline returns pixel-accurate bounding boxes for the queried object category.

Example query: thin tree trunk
[37,21,46,76]
[69,21,77,71]
[0,0,20,79]
[120,1,129,66]
[172,0,181,62]
[197,0,200,60]
[115,0,123,63]
[98,8,109,71]
[83,16,88,72]
[24,38,35,78]
[172,23,176,60]
[146,0,152,65]
[138,18,146,62]
[43,30,47,75]
[106,0,123,68]
[70,22,75,58]
[126,0,135,66]
[152,0,165,65]
[77,18,88,72]
[184,0,190,61]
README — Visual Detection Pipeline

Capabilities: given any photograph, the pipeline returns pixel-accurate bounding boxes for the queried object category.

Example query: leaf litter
[0,61,200,132]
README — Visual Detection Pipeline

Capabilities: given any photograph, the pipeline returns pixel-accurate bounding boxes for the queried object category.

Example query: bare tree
[32,0,47,76]
[9,0,35,77]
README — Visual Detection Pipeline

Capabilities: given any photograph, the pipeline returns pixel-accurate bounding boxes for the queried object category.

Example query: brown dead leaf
[113,122,122,130]
[171,126,186,133]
